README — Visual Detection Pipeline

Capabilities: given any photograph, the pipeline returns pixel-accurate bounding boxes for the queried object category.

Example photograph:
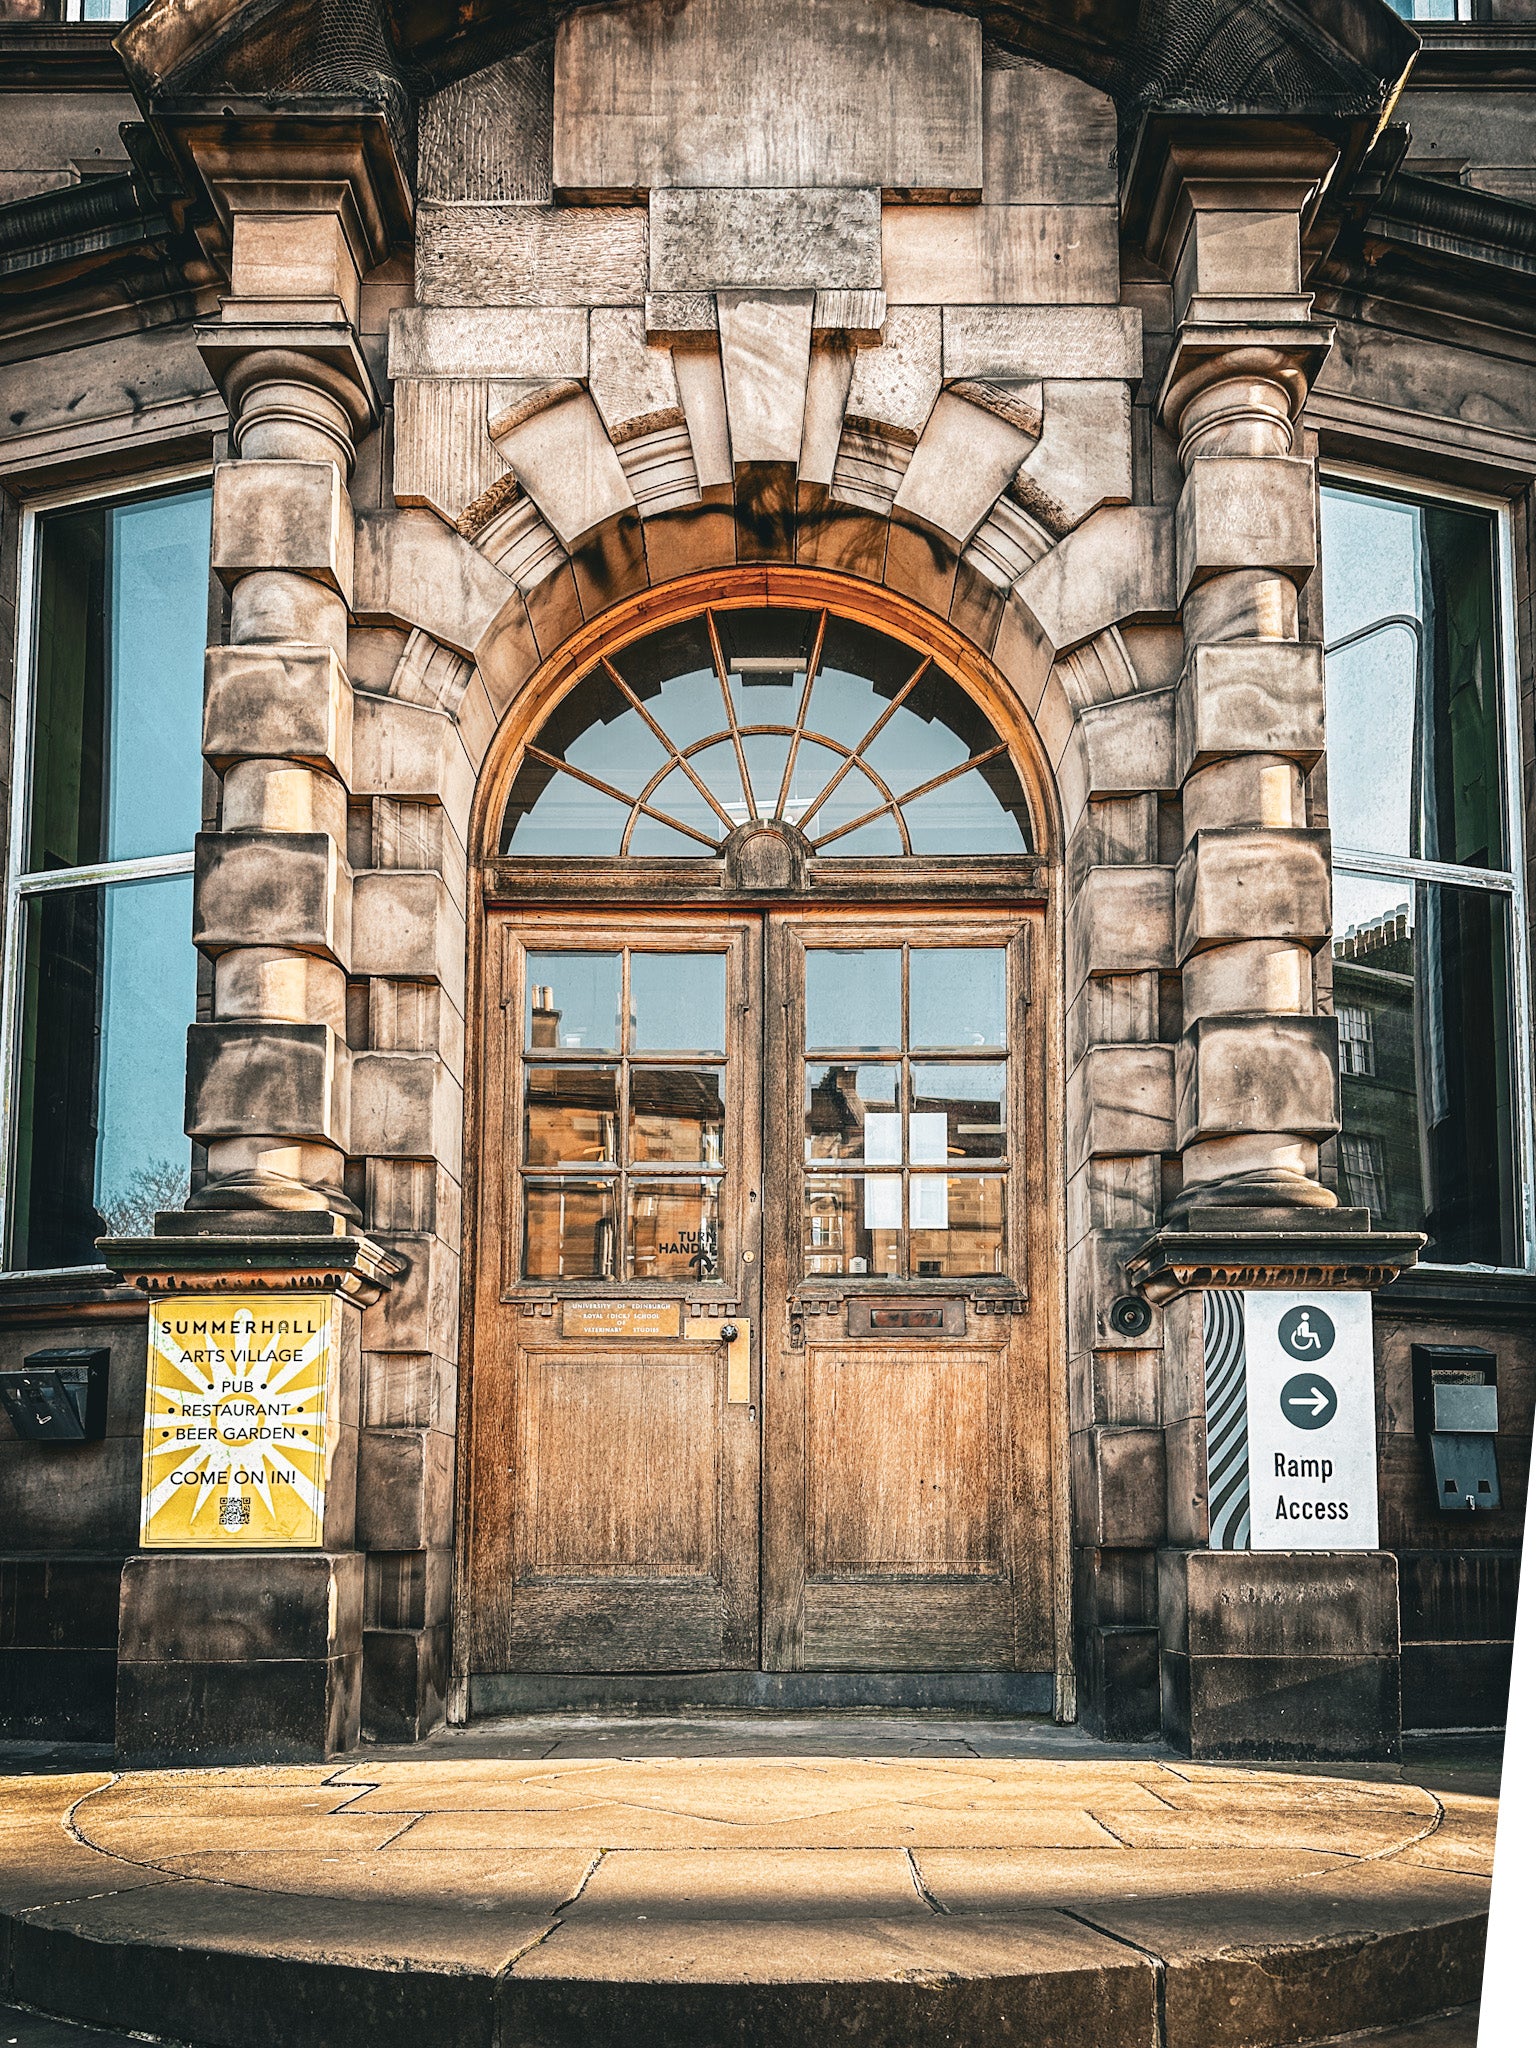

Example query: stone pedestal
[1130,1213,1421,1759]
[103,1225,402,1765]
[1159,1549,1402,1762]
[116,1550,364,1768]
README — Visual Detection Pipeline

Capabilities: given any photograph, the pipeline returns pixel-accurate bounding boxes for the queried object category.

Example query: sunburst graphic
[140,1295,336,1547]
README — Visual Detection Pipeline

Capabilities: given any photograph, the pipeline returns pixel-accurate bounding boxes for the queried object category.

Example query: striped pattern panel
[1203,1290,1252,1551]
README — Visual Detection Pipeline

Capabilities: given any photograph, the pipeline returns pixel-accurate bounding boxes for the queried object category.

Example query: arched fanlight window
[500,607,1034,857]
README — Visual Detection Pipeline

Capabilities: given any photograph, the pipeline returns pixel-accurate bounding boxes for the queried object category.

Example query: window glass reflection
[910,1176,1005,1278]
[803,1175,901,1278]
[628,1180,722,1280]
[911,1065,1006,1160]
[524,1067,618,1167]
[911,948,1007,1049]
[523,1181,616,1279]
[1333,872,1518,1266]
[806,949,901,1053]
[1322,488,1505,870]
[500,607,1035,857]
[631,951,726,1052]
[805,1064,901,1161]
[526,953,621,1051]
[11,875,197,1266]
[30,488,210,872]
[630,1068,726,1164]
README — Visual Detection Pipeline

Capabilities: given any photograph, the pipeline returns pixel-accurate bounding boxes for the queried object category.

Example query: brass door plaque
[561,1300,684,1339]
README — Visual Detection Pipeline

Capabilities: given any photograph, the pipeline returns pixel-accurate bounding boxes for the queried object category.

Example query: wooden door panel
[805,1346,1005,1576]
[470,914,761,1678]
[517,1350,720,1576]
[507,1581,729,1670]
[761,908,1055,1679]
[802,1582,1013,1669]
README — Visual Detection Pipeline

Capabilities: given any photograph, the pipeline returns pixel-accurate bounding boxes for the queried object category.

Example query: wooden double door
[465,905,1056,1685]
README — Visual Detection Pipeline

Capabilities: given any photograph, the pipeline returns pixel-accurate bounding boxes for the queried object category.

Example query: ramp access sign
[1244,1292,1378,1551]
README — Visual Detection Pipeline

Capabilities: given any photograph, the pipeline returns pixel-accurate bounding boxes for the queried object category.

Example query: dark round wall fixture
[1108,1294,1153,1338]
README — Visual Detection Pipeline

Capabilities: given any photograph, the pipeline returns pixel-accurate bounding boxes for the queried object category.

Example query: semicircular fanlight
[500,607,1034,858]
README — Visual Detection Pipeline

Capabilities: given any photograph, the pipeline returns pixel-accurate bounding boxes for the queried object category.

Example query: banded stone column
[1153,144,1338,1215]
[191,187,378,1218]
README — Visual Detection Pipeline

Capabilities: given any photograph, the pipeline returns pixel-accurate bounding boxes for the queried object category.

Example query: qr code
[219,1495,252,1530]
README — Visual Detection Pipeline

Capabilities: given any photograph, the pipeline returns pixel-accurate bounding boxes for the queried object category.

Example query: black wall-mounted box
[1411,1343,1500,1515]
[0,1347,110,1443]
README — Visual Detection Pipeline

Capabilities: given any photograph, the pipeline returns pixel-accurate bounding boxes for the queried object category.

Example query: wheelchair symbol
[1278,1304,1335,1361]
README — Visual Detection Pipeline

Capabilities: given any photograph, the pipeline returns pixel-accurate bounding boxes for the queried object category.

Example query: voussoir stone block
[212,460,353,601]
[351,1051,465,1175]
[194,831,350,965]
[1175,828,1330,962]
[203,645,352,780]
[844,305,942,440]
[1175,1014,1339,1145]
[1016,506,1176,656]
[588,307,685,441]
[1176,455,1317,597]
[1015,380,1133,536]
[1068,867,1175,987]
[650,187,882,293]
[1176,641,1326,779]
[717,290,814,466]
[353,509,516,660]
[489,385,635,547]
[186,1020,351,1147]
[1068,1044,1176,1163]
[892,390,1036,547]
[352,870,466,1014]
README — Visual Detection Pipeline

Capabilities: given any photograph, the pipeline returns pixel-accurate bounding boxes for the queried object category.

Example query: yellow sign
[140,1295,336,1548]
[561,1300,683,1339]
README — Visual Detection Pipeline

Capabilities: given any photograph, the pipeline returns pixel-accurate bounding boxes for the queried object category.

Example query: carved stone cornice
[100,1225,407,1307]
[1126,1210,1424,1305]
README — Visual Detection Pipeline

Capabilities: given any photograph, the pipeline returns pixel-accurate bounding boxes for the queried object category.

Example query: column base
[1159,1549,1401,1761]
[116,1551,363,1766]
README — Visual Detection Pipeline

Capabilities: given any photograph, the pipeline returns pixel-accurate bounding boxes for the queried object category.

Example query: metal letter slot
[846,1297,967,1338]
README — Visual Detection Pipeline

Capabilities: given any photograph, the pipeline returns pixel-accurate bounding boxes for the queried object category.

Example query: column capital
[1125,1212,1423,1306]
[1157,323,1335,452]
[100,1216,407,1309]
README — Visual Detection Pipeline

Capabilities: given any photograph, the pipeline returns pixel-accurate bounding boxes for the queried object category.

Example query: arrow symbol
[1287,1386,1330,1417]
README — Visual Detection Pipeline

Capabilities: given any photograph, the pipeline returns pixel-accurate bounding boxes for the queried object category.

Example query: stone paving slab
[0,1720,1496,2048]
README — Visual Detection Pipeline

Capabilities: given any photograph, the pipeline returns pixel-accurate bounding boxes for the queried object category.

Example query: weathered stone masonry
[0,0,1531,1761]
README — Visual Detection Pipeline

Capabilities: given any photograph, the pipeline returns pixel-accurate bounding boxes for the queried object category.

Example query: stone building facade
[0,0,1531,1762]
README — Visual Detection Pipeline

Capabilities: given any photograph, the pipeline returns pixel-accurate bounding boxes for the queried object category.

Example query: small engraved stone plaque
[561,1300,684,1339]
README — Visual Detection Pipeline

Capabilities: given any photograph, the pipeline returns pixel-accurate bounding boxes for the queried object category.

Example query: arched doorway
[458,572,1065,1710]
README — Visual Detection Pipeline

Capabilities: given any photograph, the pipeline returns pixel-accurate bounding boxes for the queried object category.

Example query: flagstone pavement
[0,1717,1500,2048]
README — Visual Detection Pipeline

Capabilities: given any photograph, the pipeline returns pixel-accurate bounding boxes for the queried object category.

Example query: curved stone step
[0,1754,1492,2048]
